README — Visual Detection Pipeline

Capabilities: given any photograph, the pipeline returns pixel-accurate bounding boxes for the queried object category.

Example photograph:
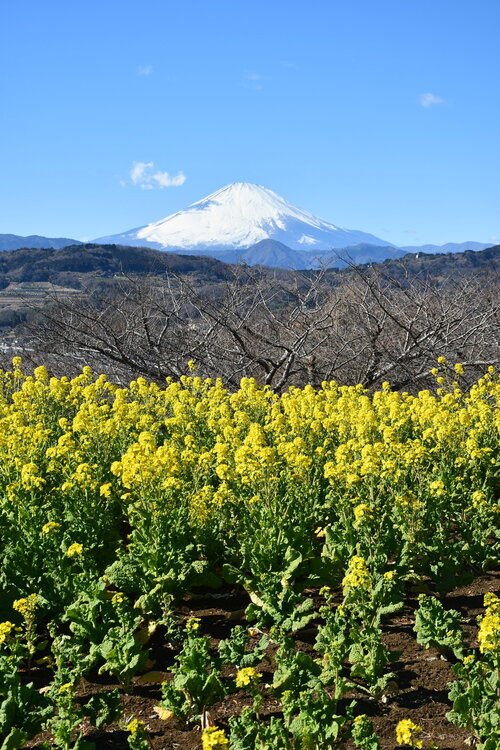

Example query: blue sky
[1,0,499,246]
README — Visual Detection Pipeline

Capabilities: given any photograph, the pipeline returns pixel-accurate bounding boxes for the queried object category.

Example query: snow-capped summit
[96,182,393,255]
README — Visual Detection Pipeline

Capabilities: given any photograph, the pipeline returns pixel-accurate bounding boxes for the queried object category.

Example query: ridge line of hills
[0,240,498,289]
[0,240,498,334]
[0,234,83,252]
[0,232,492,270]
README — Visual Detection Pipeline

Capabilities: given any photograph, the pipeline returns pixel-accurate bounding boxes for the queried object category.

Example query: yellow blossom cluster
[66,543,84,558]
[12,594,38,624]
[395,492,423,510]
[0,360,498,537]
[0,621,14,645]
[342,556,372,593]
[395,718,423,748]
[235,666,262,688]
[478,593,500,653]
[126,718,147,735]
[201,726,229,750]
[57,682,73,694]
[0,357,498,642]
[42,521,61,534]
[353,503,374,528]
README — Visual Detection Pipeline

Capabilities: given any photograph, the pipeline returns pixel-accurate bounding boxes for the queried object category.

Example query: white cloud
[419,92,444,108]
[244,72,263,90]
[137,64,153,76]
[152,170,186,187]
[129,161,186,189]
[130,161,153,184]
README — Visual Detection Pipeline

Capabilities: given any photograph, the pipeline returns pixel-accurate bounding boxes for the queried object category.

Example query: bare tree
[329,262,500,389]
[22,261,500,391]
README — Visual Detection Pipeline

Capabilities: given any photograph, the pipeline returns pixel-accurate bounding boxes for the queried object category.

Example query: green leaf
[72,737,95,750]
[82,690,121,729]
[0,728,28,750]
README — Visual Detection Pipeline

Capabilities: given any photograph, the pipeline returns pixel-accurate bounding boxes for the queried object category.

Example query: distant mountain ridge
[0,234,82,252]
[0,241,498,288]
[0,243,234,286]
[0,234,492,271]
[207,240,407,269]
[399,241,491,254]
[211,239,312,270]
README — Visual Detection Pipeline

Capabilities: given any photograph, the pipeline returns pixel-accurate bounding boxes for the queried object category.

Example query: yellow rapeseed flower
[395,719,423,748]
[235,667,261,688]
[478,593,500,653]
[126,718,147,735]
[13,594,38,622]
[66,543,84,558]
[471,490,486,507]
[353,503,373,529]
[0,621,14,645]
[201,726,229,750]
[429,479,446,497]
[342,556,372,593]
[483,593,500,612]
[33,366,48,382]
[42,521,61,534]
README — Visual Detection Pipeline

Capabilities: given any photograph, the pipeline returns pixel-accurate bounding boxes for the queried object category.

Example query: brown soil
[24,571,499,750]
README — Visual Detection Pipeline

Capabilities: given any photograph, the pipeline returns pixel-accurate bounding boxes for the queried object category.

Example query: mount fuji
[96,183,398,267]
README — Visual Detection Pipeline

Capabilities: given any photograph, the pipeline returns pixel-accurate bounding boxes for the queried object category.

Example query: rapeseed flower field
[0,359,498,749]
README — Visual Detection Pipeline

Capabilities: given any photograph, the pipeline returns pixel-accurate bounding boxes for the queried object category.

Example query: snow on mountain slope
[96,182,393,253]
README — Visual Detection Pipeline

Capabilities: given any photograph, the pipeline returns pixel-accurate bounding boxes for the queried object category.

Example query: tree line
[13,258,500,392]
